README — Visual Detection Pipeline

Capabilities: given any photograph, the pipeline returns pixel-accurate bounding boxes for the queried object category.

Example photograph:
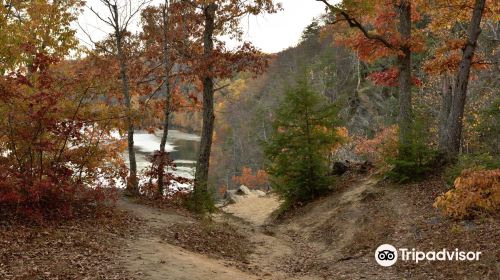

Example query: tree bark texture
[113,4,138,195]
[194,3,217,199]
[396,0,413,150]
[441,0,486,160]
[158,0,172,196]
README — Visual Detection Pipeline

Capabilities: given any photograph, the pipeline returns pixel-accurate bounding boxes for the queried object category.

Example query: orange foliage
[232,167,269,190]
[423,38,490,75]
[336,126,350,139]
[434,169,500,219]
[331,126,350,153]
[355,125,399,168]
[421,0,497,75]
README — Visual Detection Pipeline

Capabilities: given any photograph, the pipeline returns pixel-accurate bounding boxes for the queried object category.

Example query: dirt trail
[216,177,392,280]
[118,198,259,280]
[116,177,400,279]
[218,194,295,279]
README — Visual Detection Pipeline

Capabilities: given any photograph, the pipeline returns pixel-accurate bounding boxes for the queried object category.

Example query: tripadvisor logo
[375,244,398,267]
[375,244,482,267]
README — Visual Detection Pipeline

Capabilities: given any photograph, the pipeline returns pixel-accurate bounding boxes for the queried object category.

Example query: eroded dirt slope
[219,174,499,279]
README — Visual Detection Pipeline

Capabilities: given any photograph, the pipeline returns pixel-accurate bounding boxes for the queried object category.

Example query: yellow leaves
[422,0,494,32]
[331,126,350,153]
[228,78,247,99]
[423,0,496,75]
[336,126,350,139]
[0,0,83,72]
[434,168,500,219]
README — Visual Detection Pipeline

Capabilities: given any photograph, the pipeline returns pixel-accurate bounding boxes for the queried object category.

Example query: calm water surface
[124,130,200,180]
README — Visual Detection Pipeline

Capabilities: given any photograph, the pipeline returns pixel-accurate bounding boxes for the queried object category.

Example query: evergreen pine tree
[265,78,342,206]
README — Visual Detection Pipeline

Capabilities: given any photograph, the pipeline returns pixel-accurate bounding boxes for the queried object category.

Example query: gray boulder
[224,190,242,204]
[253,190,266,197]
[236,185,252,195]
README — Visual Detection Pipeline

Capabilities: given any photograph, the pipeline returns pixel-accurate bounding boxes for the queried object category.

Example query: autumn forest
[0,0,498,279]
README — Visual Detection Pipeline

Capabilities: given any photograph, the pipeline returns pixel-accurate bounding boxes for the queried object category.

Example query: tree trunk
[441,0,486,160]
[158,0,172,196]
[114,4,138,195]
[396,0,412,151]
[193,3,217,207]
[438,74,453,150]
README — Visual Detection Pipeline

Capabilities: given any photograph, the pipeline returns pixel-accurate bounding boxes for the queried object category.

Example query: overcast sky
[77,0,335,54]
[226,0,328,53]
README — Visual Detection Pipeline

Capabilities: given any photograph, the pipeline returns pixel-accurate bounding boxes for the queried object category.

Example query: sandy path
[218,194,314,280]
[223,194,281,226]
[116,177,390,280]
[118,198,259,280]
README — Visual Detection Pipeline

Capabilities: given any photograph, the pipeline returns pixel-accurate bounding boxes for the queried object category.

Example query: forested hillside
[211,14,498,193]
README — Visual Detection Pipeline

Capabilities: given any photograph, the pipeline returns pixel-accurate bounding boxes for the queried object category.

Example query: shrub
[355,125,399,169]
[434,169,500,219]
[444,153,500,185]
[186,186,216,214]
[356,118,438,183]
[140,151,191,199]
[387,118,439,183]
[0,51,124,221]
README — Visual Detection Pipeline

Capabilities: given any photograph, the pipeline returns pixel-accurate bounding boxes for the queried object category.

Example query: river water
[123,130,200,185]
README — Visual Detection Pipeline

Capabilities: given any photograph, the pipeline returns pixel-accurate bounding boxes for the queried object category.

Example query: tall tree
[194,1,217,209]
[436,0,488,160]
[0,0,82,73]
[157,0,173,195]
[88,0,149,195]
[396,0,412,149]
[140,0,200,196]
[184,0,280,211]
[317,0,424,149]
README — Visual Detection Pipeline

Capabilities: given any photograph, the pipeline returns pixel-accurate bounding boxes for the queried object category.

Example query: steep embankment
[219,174,498,279]
[219,176,400,279]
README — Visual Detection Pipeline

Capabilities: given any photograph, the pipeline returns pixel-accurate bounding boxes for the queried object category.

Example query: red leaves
[367,67,422,87]
[187,42,270,81]
[12,72,32,87]
[0,49,124,222]
[367,68,400,87]
[140,151,192,199]
[355,125,399,168]
[0,171,116,222]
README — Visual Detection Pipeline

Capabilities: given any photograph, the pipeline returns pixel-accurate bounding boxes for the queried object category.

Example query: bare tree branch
[316,0,395,49]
